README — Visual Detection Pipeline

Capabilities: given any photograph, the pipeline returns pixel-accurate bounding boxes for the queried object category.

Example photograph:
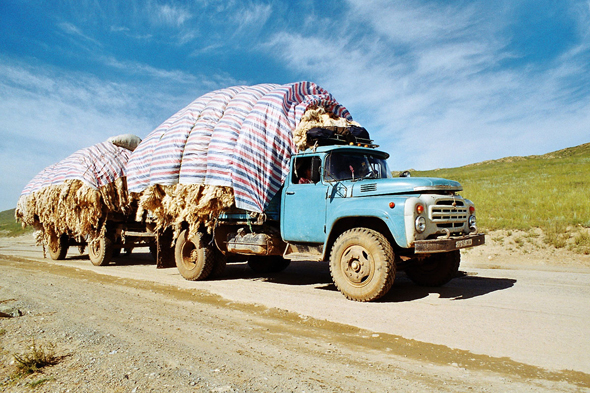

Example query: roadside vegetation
[1,339,60,389]
[410,142,590,254]
[0,209,32,237]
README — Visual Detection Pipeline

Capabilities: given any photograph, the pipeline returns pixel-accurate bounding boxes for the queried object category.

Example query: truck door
[281,156,328,243]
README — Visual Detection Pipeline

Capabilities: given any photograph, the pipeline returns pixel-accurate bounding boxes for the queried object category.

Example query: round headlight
[415,216,426,233]
[468,215,476,229]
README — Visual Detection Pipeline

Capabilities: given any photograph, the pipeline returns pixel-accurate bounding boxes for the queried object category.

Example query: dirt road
[1,235,589,392]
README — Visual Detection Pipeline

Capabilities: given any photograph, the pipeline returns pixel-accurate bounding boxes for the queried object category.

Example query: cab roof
[297,144,390,159]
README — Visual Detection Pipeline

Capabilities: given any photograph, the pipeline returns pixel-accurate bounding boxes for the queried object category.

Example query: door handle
[286,191,295,195]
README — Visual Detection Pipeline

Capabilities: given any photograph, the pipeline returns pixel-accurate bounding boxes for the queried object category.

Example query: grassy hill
[411,142,590,253]
[0,208,33,237]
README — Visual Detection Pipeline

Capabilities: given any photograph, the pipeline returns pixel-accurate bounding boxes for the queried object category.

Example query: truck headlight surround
[415,216,426,233]
[468,215,476,230]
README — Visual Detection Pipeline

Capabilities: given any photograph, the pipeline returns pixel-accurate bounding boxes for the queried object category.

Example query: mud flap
[156,227,175,268]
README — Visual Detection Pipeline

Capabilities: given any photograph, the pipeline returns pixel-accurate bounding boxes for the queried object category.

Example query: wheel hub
[342,246,372,284]
[89,239,99,255]
[189,249,199,264]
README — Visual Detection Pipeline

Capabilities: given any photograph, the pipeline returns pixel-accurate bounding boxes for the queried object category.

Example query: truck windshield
[324,152,392,182]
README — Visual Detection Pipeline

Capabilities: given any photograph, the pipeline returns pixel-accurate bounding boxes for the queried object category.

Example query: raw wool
[294,106,361,151]
[15,178,130,248]
[100,177,130,214]
[133,184,235,239]
[130,106,358,236]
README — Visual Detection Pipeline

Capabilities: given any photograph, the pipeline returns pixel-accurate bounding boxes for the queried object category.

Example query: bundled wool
[15,177,130,247]
[293,106,361,150]
[126,82,358,237]
[16,137,137,251]
[133,183,234,240]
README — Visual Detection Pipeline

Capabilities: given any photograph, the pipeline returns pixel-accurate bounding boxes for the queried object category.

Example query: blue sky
[1,0,589,211]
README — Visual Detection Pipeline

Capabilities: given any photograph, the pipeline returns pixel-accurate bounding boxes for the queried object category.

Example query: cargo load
[126,81,359,238]
[15,136,143,262]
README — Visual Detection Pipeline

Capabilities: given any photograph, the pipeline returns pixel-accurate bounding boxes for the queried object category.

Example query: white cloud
[154,4,193,26]
[101,56,199,83]
[346,0,481,46]
[232,2,272,31]
[58,22,103,47]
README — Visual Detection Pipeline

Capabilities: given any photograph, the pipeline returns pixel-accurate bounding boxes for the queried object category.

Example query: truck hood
[350,177,462,197]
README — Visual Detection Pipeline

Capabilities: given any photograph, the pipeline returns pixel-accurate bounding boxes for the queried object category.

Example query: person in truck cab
[294,157,319,184]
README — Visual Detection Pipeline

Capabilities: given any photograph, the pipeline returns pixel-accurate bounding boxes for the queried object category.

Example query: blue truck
[174,143,485,302]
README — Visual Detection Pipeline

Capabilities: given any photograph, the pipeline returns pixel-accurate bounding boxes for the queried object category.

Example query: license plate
[456,239,473,248]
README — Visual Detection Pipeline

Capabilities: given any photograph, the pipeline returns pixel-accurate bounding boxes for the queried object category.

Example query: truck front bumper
[414,233,485,254]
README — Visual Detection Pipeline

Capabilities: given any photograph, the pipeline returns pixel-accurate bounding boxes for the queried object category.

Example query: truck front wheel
[329,228,396,302]
[405,250,460,287]
[175,230,215,281]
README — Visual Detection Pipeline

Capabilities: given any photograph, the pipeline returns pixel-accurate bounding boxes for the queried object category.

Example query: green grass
[1,341,61,389]
[13,341,59,376]
[28,377,54,388]
[0,336,66,389]
[409,143,590,252]
[0,208,33,237]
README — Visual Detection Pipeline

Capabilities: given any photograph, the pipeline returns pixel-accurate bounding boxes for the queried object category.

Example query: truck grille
[429,199,468,230]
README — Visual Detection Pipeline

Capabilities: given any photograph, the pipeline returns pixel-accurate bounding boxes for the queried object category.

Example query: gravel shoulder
[1,234,589,392]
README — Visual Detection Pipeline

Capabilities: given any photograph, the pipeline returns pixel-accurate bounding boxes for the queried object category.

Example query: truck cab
[282,145,482,255]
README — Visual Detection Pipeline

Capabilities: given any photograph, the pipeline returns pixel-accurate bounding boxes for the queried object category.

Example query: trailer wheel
[48,233,69,260]
[175,230,215,281]
[405,250,460,287]
[88,235,114,266]
[329,228,395,302]
[248,256,290,274]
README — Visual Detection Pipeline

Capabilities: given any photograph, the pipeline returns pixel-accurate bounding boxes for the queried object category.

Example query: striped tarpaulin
[126,81,352,212]
[21,142,131,196]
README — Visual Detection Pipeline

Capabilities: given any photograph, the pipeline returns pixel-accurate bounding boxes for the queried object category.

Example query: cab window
[324,152,392,181]
[292,156,321,184]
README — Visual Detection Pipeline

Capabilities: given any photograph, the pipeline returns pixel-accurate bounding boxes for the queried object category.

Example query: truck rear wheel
[88,235,115,266]
[248,256,290,274]
[175,230,215,281]
[405,250,460,287]
[48,233,69,260]
[329,228,395,302]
